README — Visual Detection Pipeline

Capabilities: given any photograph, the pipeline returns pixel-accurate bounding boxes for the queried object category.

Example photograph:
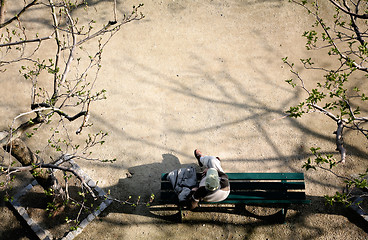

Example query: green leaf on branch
[325,192,351,206]
[286,102,305,118]
[307,89,326,104]
[303,30,318,49]
[302,158,316,171]
[300,58,314,66]
[361,93,368,101]
[285,79,296,88]
[310,147,321,154]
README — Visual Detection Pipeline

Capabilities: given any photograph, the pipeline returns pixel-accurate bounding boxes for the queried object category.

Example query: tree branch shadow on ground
[5,0,138,30]
[81,44,368,235]
[93,49,368,178]
[2,57,367,239]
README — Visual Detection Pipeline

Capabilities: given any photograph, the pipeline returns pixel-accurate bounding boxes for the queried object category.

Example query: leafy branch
[0,0,147,229]
[287,0,368,209]
[303,147,368,208]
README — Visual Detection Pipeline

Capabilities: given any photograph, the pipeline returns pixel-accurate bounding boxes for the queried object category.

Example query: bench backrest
[161,172,306,190]
[226,172,304,180]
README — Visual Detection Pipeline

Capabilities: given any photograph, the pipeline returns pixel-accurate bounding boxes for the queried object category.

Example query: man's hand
[201,168,209,177]
[189,198,199,210]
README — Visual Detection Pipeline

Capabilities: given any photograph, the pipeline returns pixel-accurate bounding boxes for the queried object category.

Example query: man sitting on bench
[189,149,230,210]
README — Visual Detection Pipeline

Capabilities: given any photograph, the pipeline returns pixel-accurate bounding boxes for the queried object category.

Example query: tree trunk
[4,138,65,200]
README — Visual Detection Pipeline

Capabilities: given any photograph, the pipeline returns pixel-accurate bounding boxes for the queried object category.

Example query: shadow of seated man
[101,153,187,216]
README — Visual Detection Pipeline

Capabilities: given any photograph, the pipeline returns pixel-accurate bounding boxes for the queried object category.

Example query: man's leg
[199,155,224,173]
[194,149,224,172]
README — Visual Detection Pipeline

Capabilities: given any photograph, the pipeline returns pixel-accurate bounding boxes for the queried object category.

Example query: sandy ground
[1,0,368,239]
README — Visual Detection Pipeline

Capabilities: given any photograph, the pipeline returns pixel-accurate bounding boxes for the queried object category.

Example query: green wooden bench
[159,172,310,223]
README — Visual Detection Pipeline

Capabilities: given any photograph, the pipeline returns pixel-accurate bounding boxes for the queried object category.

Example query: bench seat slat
[227,181,305,190]
[161,191,306,201]
[161,181,306,191]
[160,192,310,205]
[161,172,305,181]
[226,173,305,180]
[209,199,311,204]
[161,191,307,201]
[226,191,306,200]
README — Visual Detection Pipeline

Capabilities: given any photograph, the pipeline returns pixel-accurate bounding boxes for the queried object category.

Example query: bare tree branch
[310,104,342,122]
[0,155,96,199]
[49,0,61,100]
[0,0,39,29]
[113,0,117,23]
[41,163,96,199]
[59,6,76,87]
[343,0,366,45]
[292,0,368,72]
[0,107,52,148]
[60,5,145,51]
[31,103,87,121]
[0,35,52,47]
[61,21,117,51]
[335,120,346,163]
[329,0,368,19]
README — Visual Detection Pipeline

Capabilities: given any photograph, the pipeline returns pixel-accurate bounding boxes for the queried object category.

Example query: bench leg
[178,206,183,223]
[235,203,246,214]
[280,205,290,224]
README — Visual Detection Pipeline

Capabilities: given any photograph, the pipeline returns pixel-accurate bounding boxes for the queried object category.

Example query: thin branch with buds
[0,0,39,29]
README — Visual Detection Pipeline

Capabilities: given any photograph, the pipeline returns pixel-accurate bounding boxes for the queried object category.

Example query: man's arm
[188,186,207,210]
[218,171,230,190]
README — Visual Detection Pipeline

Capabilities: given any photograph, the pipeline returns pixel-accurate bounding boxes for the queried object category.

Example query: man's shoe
[194,149,203,167]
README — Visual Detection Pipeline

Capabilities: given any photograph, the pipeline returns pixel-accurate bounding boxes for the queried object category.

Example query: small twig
[76,99,91,134]
[103,194,155,207]
[0,35,52,47]
[113,0,117,23]
[49,0,61,99]
[76,198,86,222]
[59,6,76,87]
[61,21,116,51]
[319,164,351,180]
[63,171,70,200]
[60,5,144,51]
